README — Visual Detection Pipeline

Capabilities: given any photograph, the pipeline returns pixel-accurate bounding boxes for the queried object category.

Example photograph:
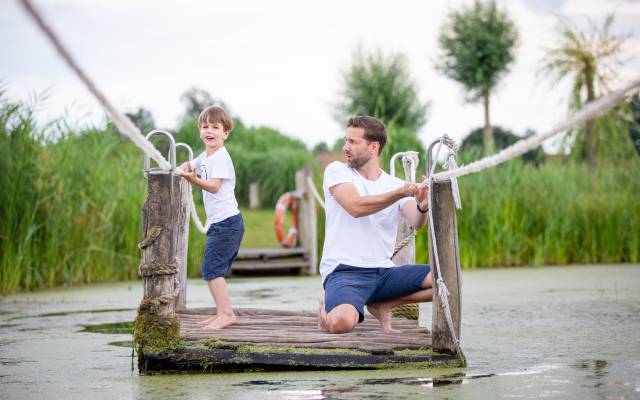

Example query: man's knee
[326,305,359,334]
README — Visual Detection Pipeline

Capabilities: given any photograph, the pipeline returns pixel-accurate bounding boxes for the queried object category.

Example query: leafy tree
[541,14,629,171]
[312,141,329,155]
[437,0,518,154]
[180,87,229,120]
[460,126,546,165]
[125,107,155,134]
[335,48,429,132]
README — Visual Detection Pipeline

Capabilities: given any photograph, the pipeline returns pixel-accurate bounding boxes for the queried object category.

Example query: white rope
[19,0,215,235]
[428,77,640,182]
[187,184,207,234]
[20,0,174,171]
[306,175,325,210]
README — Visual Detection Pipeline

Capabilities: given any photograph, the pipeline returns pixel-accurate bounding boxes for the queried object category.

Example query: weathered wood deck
[139,308,463,373]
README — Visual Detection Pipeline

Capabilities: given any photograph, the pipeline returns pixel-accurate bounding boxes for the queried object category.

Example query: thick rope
[425,138,462,355]
[21,0,214,235]
[426,77,640,183]
[187,183,207,234]
[20,0,172,171]
[305,175,325,209]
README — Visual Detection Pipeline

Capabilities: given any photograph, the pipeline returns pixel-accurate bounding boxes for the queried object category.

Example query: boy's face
[199,120,229,150]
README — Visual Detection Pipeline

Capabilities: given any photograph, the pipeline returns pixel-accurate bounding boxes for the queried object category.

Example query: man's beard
[346,153,370,169]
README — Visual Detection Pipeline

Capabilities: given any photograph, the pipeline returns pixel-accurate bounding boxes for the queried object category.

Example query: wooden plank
[230,259,309,271]
[140,347,459,373]
[236,248,308,259]
[429,180,462,354]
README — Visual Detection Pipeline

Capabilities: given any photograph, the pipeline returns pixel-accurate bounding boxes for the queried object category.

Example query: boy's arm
[330,181,417,218]
[177,162,222,194]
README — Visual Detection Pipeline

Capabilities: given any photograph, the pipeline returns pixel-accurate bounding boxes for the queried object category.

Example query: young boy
[178,105,244,330]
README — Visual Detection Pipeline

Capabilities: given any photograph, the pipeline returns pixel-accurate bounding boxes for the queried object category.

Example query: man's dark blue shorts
[201,213,244,281]
[323,263,430,323]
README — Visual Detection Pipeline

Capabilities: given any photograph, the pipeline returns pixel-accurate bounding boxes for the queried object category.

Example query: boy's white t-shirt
[190,147,239,226]
[319,161,411,283]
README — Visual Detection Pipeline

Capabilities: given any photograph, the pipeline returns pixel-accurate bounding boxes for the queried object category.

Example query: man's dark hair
[347,116,387,155]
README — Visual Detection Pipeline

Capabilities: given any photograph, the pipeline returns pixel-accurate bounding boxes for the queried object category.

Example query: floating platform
[230,248,310,275]
[138,308,464,373]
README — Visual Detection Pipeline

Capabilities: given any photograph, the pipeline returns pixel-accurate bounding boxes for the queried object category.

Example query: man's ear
[370,141,379,155]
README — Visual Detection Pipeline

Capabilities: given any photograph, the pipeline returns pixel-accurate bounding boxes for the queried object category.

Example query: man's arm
[330,181,417,218]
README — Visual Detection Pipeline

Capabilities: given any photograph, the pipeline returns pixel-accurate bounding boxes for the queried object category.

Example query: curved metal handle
[426,137,444,179]
[143,129,176,171]
[389,152,404,177]
[175,142,194,163]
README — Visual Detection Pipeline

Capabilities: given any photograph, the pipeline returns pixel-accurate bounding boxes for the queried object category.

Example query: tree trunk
[586,76,597,174]
[482,91,494,154]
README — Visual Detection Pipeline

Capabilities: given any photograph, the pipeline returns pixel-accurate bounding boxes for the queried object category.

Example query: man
[318,116,432,334]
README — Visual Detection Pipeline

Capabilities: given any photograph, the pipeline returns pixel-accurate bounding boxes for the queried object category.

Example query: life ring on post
[274,192,299,248]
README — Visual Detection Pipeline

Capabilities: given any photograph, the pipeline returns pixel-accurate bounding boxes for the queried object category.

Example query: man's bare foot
[367,303,401,333]
[317,297,329,331]
[198,315,217,326]
[203,313,236,330]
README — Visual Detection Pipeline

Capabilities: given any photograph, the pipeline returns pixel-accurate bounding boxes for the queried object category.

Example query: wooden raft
[139,308,461,373]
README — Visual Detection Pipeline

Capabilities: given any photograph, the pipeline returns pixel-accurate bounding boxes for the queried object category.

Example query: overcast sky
[2,0,639,150]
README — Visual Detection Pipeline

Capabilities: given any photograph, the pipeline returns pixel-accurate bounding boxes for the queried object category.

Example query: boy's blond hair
[197,106,234,133]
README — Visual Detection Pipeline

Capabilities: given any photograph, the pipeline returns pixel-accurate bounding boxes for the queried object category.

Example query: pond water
[1,264,639,399]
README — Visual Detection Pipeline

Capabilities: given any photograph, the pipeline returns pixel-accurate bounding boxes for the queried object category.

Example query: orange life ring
[274,192,299,248]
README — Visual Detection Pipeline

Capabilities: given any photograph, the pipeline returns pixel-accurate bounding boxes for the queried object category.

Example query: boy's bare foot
[317,297,328,331]
[198,315,217,326]
[203,313,236,330]
[367,303,401,333]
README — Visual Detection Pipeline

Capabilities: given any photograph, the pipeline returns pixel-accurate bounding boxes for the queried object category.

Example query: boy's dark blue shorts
[201,213,244,281]
[323,263,430,323]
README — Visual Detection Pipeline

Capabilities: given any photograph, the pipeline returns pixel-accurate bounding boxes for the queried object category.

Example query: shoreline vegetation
[1,97,639,293]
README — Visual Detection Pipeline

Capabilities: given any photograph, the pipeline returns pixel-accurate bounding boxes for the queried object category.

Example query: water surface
[1,264,639,399]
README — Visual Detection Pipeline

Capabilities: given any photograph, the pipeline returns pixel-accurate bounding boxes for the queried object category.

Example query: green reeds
[415,157,640,267]
[2,95,638,293]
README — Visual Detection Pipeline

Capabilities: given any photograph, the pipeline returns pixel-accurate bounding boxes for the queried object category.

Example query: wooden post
[249,182,261,209]
[174,178,190,311]
[392,155,418,320]
[133,170,181,354]
[295,166,318,275]
[429,180,462,354]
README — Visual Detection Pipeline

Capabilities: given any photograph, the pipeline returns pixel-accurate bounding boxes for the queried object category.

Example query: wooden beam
[429,180,462,354]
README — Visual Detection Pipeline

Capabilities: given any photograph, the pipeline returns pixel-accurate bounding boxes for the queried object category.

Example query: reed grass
[1,96,638,293]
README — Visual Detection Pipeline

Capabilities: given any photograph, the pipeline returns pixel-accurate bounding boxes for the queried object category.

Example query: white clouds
[2,0,639,149]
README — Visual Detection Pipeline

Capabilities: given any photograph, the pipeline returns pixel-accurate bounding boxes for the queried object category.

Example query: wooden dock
[138,308,462,373]
[230,248,310,275]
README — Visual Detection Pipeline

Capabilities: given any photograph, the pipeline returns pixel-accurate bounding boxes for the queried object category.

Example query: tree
[125,107,155,134]
[460,126,546,165]
[437,0,518,154]
[180,87,229,120]
[335,48,429,132]
[541,14,628,171]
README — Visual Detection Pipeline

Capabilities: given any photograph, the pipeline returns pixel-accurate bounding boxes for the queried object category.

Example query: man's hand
[397,182,419,197]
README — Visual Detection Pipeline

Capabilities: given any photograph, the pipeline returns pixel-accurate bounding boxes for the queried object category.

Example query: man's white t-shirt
[319,161,411,283]
[190,147,239,226]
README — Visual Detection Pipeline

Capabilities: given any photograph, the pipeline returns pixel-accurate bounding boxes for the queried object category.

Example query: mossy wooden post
[429,180,462,354]
[174,177,190,311]
[134,131,181,359]
[174,141,194,311]
[295,166,318,275]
